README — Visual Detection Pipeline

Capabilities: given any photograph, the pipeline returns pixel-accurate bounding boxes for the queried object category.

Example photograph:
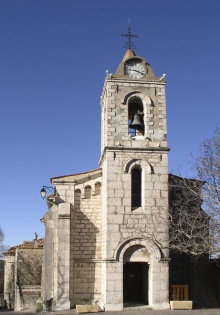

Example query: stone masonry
[42,48,170,311]
[4,238,43,311]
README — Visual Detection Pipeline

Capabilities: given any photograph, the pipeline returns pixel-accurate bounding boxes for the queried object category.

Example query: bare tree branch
[168,128,220,259]
[0,226,7,259]
[129,129,220,261]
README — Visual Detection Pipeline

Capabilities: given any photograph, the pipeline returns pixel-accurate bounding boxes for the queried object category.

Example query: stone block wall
[4,245,43,311]
[100,79,167,151]
[4,255,15,309]
[71,180,102,305]
[43,171,103,310]
[19,285,41,311]
[98,76,170,310]
[14,248,43,311]
[16,248,43,286]
[101,150,169,258]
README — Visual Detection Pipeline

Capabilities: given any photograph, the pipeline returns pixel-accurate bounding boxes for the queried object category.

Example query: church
[41,41,171,311]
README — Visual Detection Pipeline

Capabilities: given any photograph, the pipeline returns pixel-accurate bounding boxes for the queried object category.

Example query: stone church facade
[42,48,170,311]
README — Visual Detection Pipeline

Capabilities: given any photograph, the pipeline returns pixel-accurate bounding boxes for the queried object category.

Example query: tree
[0,226,7,259]
[168,174,209,257]
[192,128,220,258]
[0,226,6,294]
[169,128,220,258]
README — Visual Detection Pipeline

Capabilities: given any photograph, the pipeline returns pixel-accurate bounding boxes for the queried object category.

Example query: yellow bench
[76,305,99,313]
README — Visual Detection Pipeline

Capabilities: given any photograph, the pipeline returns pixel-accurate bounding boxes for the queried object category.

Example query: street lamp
[40,186,56,199]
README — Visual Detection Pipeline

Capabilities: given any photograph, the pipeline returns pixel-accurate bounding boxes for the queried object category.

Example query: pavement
[1,308,220,315]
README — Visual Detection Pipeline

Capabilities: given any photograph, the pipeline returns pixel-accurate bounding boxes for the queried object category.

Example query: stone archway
[110,237,169,310]
[123,245,149,305]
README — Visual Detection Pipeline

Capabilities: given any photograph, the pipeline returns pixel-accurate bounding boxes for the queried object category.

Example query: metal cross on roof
[121,20,138,50]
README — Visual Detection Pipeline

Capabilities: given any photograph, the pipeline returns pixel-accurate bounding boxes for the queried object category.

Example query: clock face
[125,60,147,79]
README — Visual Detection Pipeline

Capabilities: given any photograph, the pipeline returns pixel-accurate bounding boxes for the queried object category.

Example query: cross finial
[121,19,138,50]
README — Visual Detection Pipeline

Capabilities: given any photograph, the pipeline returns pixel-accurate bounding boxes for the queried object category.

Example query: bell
[129,113,144,130]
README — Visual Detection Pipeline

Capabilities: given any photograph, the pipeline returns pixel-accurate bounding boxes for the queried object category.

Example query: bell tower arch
[99,46,170,310]
[128,95,144,136]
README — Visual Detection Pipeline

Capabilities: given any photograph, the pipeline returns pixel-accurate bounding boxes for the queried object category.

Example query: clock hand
[132,69,145,74]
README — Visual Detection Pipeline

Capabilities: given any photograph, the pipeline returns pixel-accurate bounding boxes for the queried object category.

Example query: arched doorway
[123,245,149,305]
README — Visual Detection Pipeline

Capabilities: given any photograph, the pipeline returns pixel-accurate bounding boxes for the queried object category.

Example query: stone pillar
[55,203,71,310]
[14,249,25,311]
[4,255,15,309]
[43,210,55,310]
[104,261,123,311]
[149,257,170,310]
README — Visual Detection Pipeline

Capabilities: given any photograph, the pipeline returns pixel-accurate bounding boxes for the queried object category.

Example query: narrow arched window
[131,168,142,208]
[84,185,91,199]
[95,182,101,195]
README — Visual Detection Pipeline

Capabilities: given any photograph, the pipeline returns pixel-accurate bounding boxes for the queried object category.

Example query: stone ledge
[76,305,99,313]
[170,301,193,310]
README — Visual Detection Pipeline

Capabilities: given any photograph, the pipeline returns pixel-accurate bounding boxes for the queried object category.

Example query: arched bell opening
[128,97,144,137]
[123,245,149,306]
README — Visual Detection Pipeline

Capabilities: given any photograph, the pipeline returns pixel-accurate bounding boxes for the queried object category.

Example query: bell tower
[99,30,170,311]
[100,48,168,151]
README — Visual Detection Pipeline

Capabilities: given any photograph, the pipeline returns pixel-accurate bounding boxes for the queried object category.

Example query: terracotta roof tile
[4,238,44,256]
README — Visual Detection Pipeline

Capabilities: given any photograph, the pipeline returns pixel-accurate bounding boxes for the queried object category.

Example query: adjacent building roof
[4,238,44,256]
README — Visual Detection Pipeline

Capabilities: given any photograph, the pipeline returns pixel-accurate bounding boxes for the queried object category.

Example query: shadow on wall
[69,188,101,306]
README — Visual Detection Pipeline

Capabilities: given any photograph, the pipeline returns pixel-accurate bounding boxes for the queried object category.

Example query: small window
[95,182,101,195]
[84,186,91,199]
[131,168,142,208]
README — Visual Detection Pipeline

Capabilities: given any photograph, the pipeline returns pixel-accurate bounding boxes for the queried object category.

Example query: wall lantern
[40,186,56,199]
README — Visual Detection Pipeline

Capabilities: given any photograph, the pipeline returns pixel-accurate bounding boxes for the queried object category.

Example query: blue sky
[0,0,219,247]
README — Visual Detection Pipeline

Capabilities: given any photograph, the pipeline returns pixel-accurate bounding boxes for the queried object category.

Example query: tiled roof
[4,238,44,256]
